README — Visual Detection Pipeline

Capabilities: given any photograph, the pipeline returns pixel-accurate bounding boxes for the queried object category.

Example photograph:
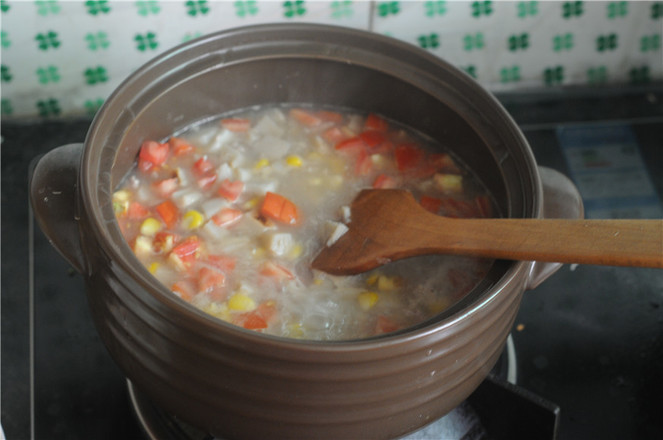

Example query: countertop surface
[2,86,662,440]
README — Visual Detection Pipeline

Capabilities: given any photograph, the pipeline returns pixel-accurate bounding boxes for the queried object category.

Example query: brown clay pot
[30,24,582,439]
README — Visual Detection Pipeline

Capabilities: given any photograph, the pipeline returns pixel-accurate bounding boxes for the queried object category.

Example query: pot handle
[30,143,86,274]
[526,166,584,290]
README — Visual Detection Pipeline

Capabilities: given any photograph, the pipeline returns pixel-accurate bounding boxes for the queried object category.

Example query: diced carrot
[233,300,278,330]
[138,140,169,172]
[198,266,226,293]
[359,130,386,148]
[155,200,179,228]
[315,110,344,123]
[127,201,150,219]
[171,280,196,302]
[197,173,217,190]
[260,192,299,225]
[212,208,243,227]
[152,231,178,254]
[260,261,295,281]
[170,236,200,267]
[354,151,373,176]
[206,254,237,273]
[334,136,365,155]
[153,177,179,198]
[221,118,251,132]
[290,108,322,127]
[394,143,425,172]
[169,137,195,156]
[193,157,215,175]
[322,126,348,144]
[364,113,389,132]
[364,113,389,131]
[217,179,244,202]
[430,153,461,174]
[372,174,398,189]
[420,195,442,213]
[375,315,400,335]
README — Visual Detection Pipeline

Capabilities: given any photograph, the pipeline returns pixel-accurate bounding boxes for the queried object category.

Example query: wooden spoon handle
[409,215,663,268]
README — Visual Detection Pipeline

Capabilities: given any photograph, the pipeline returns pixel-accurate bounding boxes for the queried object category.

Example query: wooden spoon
[311,189,663,275]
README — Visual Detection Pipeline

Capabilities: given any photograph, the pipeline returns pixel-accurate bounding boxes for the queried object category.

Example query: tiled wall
[1,0,662,119]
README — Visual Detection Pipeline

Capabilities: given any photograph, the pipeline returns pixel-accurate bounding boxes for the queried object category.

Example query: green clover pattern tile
[0,0,660,119]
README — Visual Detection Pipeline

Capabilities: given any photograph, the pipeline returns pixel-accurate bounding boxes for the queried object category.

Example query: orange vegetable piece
[420,195,442,213]
[221,118,251,132]
[364,113,389,132]
[169,137,195,156]
[127,201,149,219]
[289,108,322,127]
[260,192,299,225]
[212,208,243,227]
[171,280,195,302]
[155,200,179,228]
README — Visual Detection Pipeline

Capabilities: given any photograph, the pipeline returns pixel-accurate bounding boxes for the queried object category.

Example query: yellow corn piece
[366,274,379,286]
[254,158,270,170]
[204,302,231,321]
[113,190,131,203]
[182,210,204,230]
[377,275,397,291]
[288,322,304,338]
[288,243,303,259]
[252,247,266,259]
[313,277,324,286]
[358,291,379,311]
[434,173,463,193]
[285,155,303,167]
[242,196,260,210]
[148,262,160,274]
[140,217,162,236]
[228,292,256,312]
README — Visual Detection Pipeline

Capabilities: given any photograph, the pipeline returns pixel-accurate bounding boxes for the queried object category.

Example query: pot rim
[79,23,541,351]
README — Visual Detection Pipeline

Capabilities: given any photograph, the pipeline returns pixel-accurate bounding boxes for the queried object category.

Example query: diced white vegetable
[253,114,285,138]
[206,128,236,152]
[134,236,153,259]
[261,232,293,256]
[216,163,233,181]
[200,221,229,243]
[252,136,291,160]
[171,188,203,208]
[339,206,351,223]
[325,221,349,247]
[175,167,189,186]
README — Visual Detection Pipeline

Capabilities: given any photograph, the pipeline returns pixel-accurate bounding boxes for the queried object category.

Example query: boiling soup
[113,106,493,340]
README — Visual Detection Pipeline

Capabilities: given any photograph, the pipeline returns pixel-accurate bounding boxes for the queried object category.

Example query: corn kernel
[366,274,379,286]
[313,277,324,286]
[228,292,256,312]
[285,155,303,167]
[204,302,231,321]
[148,262,160,274]
[358,291,379,311]
[243,196,260,210]
[288,322,304,338]
[434,173,463,193]
[254,158,270,170]
[378,275,397,291]
[140,217,162,236]
[182,210,204,230]
[113,190,131,203]
[288,243,303,259]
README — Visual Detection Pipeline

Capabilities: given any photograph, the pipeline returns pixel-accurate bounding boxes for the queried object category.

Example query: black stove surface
[3,85,662,440]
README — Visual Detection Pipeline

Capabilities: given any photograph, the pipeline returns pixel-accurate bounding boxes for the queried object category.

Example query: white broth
[113,106,493,340]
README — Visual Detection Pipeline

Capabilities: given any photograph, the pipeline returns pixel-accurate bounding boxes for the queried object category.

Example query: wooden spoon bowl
[312,189,663,275]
